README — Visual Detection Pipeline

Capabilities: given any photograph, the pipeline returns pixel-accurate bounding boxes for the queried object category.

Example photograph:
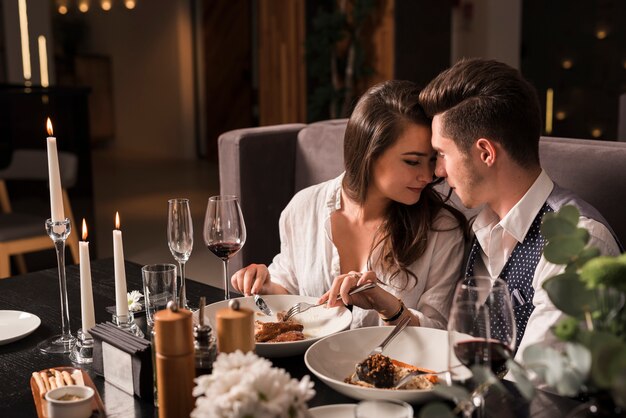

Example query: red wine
[207,242,242,260]
[454,339,512,375]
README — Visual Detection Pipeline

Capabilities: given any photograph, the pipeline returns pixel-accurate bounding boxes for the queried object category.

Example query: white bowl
[45,385,95,418]
[199,295,352,357]
[305,326,467,403]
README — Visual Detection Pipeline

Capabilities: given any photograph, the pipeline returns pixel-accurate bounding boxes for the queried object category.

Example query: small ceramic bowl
[45,385,95,418]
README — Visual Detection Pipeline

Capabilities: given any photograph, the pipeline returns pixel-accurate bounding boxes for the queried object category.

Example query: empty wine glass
[167,198,193,309]
[448,276,516,417]
[203,195,246,300]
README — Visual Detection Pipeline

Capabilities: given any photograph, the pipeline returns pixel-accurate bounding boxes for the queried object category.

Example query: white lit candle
[113,211,129,317]
[79,219,95,335]
[46,118,65,222]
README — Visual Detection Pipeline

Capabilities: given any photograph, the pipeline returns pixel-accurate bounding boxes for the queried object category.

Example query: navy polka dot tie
[466,203,553,352]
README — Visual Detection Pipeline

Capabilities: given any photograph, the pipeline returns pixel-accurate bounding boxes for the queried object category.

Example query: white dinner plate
[198,295,352,357]
[0,310,41,345]
[308,404,355,417]
[305,326,469,404]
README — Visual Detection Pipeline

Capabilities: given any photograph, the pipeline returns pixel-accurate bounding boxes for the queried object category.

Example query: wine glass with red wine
[203,195,246,300]
[447,276,516,417]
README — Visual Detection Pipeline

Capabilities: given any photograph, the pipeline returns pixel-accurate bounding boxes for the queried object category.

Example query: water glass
[354,400,413,418]
[142,264,176,326]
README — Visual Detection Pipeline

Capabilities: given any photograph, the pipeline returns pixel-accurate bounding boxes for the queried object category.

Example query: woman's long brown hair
[343,80,467,288]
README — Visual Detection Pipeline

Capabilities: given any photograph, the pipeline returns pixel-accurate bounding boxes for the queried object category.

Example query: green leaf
[574,247,602,269]
[418,402,457,418]
[432,384,470,402]
[506,359,536,400]
[585,331,626,389]
[522,344,564,386]
[565,342,591,376]
[555,367,585,397]
[559,205,581,225]
[541,217,577,240]
[574,228,590,245]
[543,272,597,317]
[611,368,626,409]
[543,237,585,264]
[580,257,626,292]
[553,317,580,341]
[471,366,506,395]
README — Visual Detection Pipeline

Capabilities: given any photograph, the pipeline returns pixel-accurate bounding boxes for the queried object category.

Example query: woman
[231,80,467,329]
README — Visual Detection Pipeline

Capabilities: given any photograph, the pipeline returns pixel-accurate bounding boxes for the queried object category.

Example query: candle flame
[115,211,120,229]
[82,218,88,240]
[46,117,53,136]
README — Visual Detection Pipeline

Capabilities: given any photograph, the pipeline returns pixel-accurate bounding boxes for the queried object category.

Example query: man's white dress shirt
[471,170,620,360]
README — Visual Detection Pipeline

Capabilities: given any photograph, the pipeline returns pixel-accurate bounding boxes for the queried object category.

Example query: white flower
[127,290,143,312]
[191,351,315,418]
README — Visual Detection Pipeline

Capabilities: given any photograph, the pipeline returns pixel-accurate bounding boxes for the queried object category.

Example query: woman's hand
[230,264,272,296]
[319,271,400,317]
[230,264,290,296]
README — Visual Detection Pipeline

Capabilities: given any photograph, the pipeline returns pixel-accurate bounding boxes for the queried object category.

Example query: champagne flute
[203,195,246,300]
[448,276,516,417]
[167,198,193,309]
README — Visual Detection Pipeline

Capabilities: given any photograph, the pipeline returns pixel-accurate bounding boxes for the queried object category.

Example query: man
[419,58,622,359]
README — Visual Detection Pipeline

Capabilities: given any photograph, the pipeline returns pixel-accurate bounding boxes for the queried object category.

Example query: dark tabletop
[0,259,580,417]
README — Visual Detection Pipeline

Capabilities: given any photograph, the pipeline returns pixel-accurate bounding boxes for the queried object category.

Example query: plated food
[305,326,467,403]
[254,316,305,342]
[346,353,437,390]
[199,295,352,357]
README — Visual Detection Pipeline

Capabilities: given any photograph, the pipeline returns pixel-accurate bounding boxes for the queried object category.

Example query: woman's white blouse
[268,174,466,329]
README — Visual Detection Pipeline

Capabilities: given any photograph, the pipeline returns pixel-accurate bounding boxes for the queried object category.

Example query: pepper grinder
[154,301,195,418]
[216,299,255,353]
[194,296,217,376]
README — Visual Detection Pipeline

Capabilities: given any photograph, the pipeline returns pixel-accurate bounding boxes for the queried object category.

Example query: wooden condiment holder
[216,299,255,354]
[154,301,195,418]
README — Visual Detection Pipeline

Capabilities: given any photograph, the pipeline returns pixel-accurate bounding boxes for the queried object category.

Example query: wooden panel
[258,0,306,125]
[359,0,395,90]
[202,0,253,161]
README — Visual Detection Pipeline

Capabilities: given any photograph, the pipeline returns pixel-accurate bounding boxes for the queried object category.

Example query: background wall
[451,0,522,69]
[81,1,196,159]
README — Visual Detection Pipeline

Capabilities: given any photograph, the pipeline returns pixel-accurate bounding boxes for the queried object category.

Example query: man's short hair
[419,58,542,167]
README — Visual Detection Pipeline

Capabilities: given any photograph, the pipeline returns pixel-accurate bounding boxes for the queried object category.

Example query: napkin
[90,323,153,399]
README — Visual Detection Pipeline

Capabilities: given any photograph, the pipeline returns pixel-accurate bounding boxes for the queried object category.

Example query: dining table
[0,258,582,417]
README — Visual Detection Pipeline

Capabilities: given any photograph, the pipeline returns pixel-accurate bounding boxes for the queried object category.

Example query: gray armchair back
[219,120,626,272]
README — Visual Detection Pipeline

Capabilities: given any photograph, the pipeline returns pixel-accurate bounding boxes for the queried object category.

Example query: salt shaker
[154,301,195,418]
[216,299,255,353]
[194,296,217,376]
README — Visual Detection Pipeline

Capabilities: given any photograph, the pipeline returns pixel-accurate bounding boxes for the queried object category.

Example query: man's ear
[475,138,496,167]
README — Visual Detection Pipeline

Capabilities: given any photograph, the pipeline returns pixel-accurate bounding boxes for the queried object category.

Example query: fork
[282,282,376,321]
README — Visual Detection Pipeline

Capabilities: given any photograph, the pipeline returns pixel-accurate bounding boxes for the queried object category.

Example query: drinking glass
[142,263,177,327]
[167,198,193,309]
[203,195,246,300]
[448,276,516,417]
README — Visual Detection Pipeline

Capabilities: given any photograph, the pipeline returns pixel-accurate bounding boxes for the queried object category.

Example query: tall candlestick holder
[38,218,77,353]
[69,328,93,363]
[112,312,144,338]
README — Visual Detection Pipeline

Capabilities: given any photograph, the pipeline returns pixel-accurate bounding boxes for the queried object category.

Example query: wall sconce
[561,59,573,70]
[555,111,567,121]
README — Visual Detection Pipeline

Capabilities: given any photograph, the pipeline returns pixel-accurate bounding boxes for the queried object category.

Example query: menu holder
[90,322,153,400]
[29,366,105,418]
